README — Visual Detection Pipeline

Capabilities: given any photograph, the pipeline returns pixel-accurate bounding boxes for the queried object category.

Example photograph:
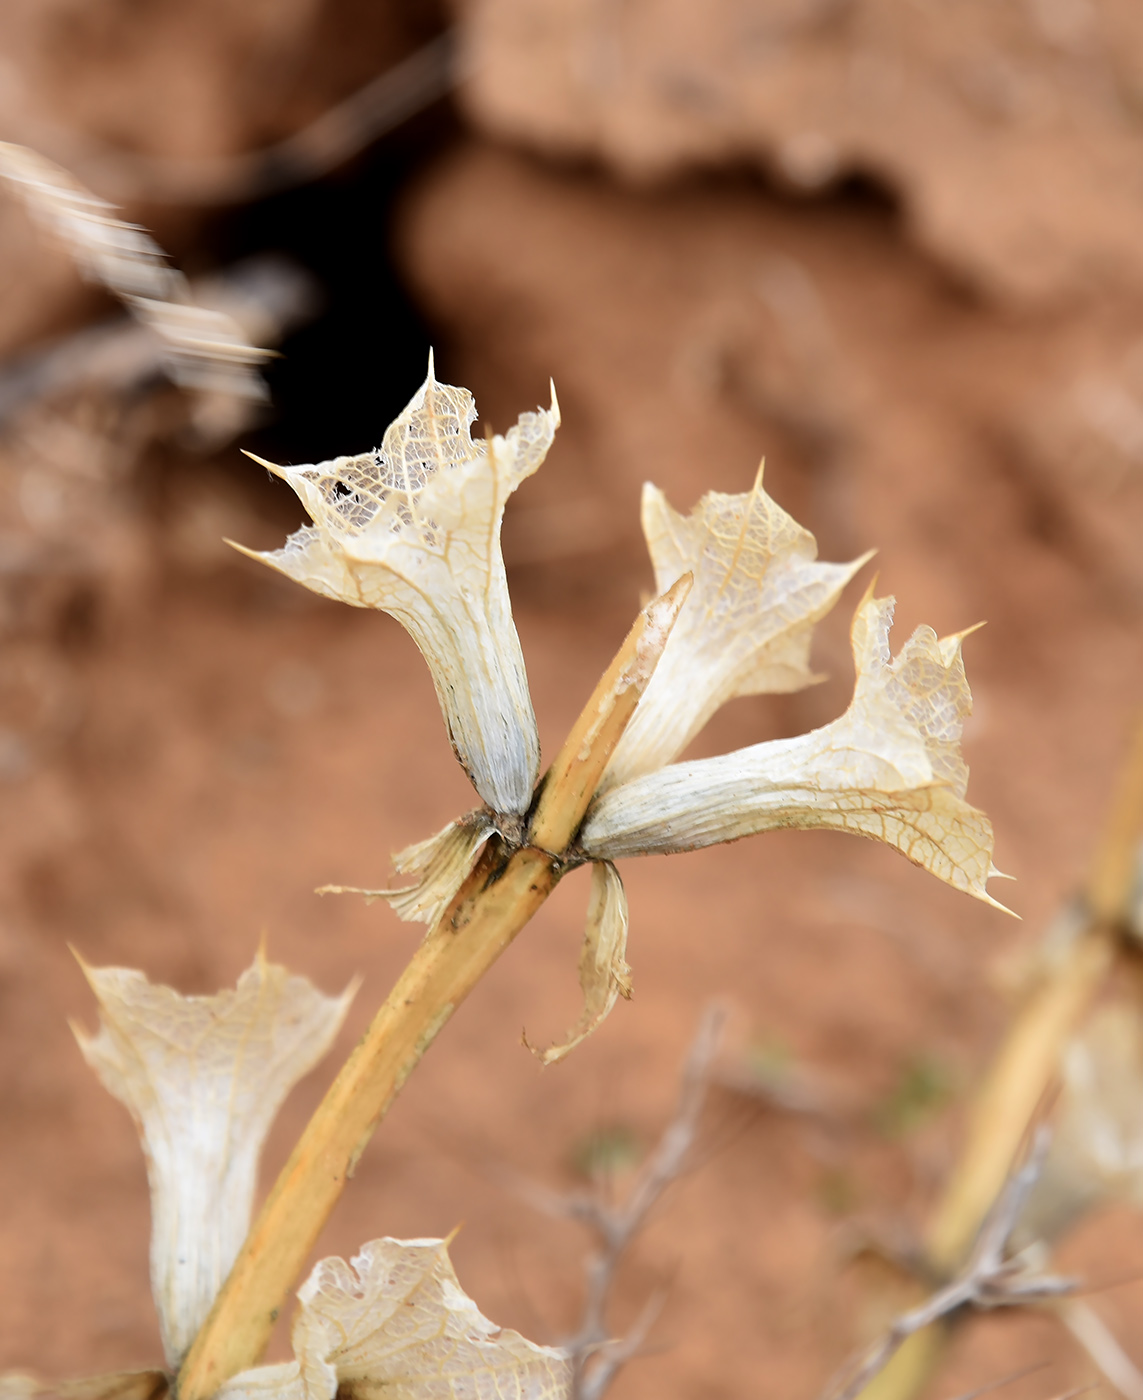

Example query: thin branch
[940,1359,1051,1400]
[824,1129,1076,1400]
[1062,1299,1143,1400]
[514,1004,725,1400]
[12,34,457,208]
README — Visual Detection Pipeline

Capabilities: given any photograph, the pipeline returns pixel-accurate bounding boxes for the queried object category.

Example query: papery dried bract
[235,362,557,814]
[318,812,498,927]
[601,470,871,791]
[220,1238,570,1400]
[583,593,1007,909]
[527,860,631,1066]
[74,952,355,1367]
[1015,1006,1143,1250]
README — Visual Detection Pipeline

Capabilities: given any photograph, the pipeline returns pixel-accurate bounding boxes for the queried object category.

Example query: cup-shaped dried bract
[236,360,558,815]
[584,592,1006,909]
[74,952,355,1367]
[601,469,871,791]
[219,1238,570,1400]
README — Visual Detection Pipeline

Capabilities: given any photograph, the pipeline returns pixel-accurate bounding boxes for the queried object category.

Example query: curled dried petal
[601,469,871,791]
[220,1238,570,1400]
[318,812,499,927]
[73,952,355,1367]
[583,591,1009,910]
[526,860,631,1066]
[234,359,558,815]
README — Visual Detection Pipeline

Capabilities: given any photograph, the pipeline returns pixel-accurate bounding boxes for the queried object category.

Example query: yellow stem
[175,578,690,1400]
[857,715,1143,1400]
[529,572,691,854]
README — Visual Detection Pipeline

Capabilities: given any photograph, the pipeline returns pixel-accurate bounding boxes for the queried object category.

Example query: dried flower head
[236,368,1007,1068]
[73,952,356,1367]
[236,356,558,816]
[583,587,1007,911]
[69,953,567,1400]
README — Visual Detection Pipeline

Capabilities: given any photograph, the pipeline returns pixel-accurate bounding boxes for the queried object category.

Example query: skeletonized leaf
[74,952,356,1368]
[601,469,871,791]
[526,860,631,1066]
[318,812,498,927]
[583,591,1008,910]
[1015,1005,1143,1250]
[234,359,558,815]
[220,1238,570,1400]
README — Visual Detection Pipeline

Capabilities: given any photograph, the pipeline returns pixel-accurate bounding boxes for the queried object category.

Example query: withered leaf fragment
[317,811,499,927]
[73,952,355,1367]
[583,592,1008,910]
[526,860,631,1066]
[235,358,558,815]
[1016,1005,1143,1249]
[601,469,872,791]
[218,1238,571,1400]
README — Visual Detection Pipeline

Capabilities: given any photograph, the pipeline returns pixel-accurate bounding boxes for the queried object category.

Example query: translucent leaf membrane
[74,953,355,1367]
[526,860,631,1066]
[236,360,557,815]
[601,470,871,792]
[1015,1005,1143,1250]
[219,1238,570,1400]
[583,593,1008,910]
[318,812,499,927]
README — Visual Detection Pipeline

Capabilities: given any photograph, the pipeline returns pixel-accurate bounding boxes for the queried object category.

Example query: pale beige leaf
[223,1238,571,1400]
[73,952,356,1368]
[583,592,1008,910]
[527,860,631,1066]
[317,813,498,926]
[601,468,871,790]
[233,358,558,815]
[1015,1005,1143,1249]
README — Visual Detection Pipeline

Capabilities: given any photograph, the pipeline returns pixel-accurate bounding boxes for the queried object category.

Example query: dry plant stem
[829,1131,1074,1400]
[1062,1300,1143,1400]
[176,582,688,1400]
[512,1004,724,1400]
[529,572,692,854]
[859,717,1143,1400]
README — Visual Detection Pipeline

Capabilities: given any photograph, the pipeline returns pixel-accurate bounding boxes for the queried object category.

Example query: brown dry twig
[7,34,457,209]
[512,1004,725,1400]
[825,1129,1076,1400]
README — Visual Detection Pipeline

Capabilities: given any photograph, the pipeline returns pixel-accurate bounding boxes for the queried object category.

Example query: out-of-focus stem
[858,716,1143,1400]
[175,581,689,1400]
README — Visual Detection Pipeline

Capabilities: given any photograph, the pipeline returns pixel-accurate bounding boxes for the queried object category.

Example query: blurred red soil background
[1,3,1143,1399]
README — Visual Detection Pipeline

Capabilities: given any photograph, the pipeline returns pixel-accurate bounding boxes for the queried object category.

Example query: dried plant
[825,1131,1075,1400]
[511,1005,725,1400]
[0,155,1021,1400]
